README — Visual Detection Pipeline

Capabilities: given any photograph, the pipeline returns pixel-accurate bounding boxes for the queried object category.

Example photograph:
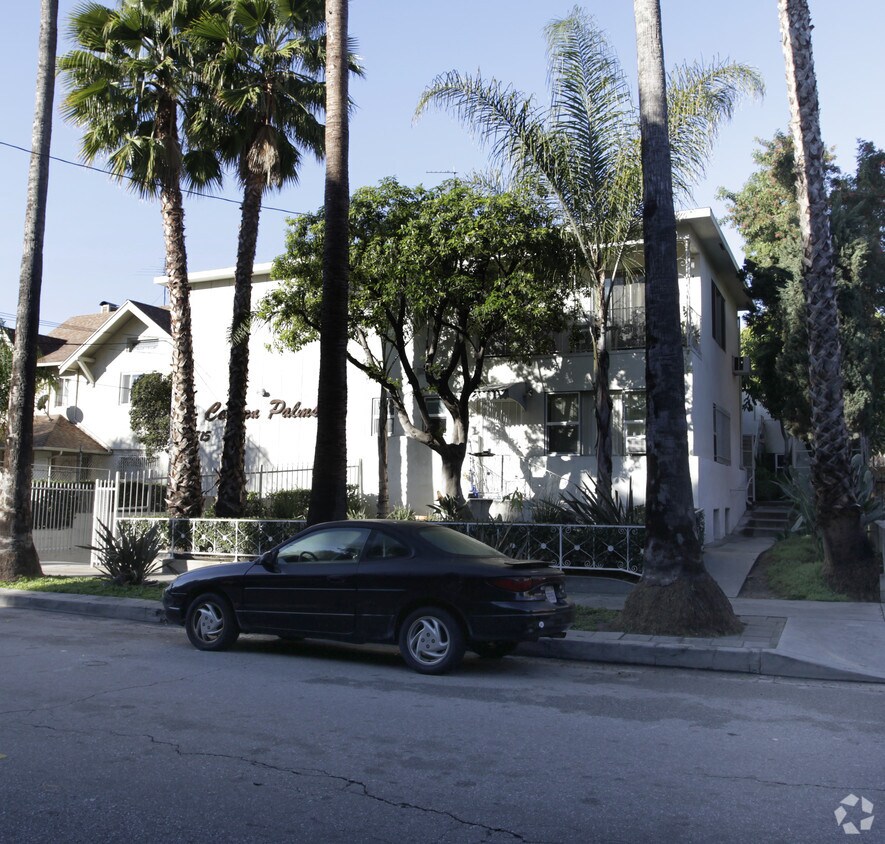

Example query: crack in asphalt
[22,721,538,842]
[143,732,541,843]
[703,771,885,793]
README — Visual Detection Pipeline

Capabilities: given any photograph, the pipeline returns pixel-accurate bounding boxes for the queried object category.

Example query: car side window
[363,530,411,560]
[277,528,370,564]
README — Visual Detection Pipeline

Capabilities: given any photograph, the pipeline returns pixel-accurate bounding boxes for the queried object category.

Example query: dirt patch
[737,548,779,599]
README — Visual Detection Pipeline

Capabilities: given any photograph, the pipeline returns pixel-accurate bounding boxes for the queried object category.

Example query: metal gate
[30,481,97,563]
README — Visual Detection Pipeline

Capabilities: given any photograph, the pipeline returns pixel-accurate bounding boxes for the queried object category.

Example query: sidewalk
[2,537,884,683]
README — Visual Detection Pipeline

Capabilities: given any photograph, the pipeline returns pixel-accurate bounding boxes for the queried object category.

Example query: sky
[1,0,882,330]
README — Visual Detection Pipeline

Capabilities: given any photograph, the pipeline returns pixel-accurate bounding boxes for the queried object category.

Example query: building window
[546,393,580,454]
[568,323,595,354]
[714,404,732,465]
[371,396,395,436]
[119,373,143,405]
[622,391,646,454]
[711,280,726,350]
[423,396,447,436]
[53,377,73,408]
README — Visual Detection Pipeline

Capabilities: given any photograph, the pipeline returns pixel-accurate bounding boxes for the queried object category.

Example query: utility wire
[0,139,308,216]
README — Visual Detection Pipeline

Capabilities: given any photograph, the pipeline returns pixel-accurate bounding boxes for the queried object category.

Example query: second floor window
[119,373,143,405]
[711,281,726,350]
[546,393,580,454]
[54,377,73,408]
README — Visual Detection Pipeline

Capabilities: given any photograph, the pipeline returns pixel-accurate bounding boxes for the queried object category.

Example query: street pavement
[2,534,884,684]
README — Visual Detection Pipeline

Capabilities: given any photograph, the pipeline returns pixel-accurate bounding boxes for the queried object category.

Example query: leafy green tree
[0,324,12,432]
[776,0,877,598]
[263,178,574,502]
[189,0,341,517]
[59,0,222,519]
[721,134,885,451]
[620,0,740,635]
[0,0,57,580]
[416,5,762,499]
[129,373,173,459]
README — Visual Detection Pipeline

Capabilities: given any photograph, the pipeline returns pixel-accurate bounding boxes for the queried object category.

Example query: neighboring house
[170,207,751,538]
[32,300,173,479]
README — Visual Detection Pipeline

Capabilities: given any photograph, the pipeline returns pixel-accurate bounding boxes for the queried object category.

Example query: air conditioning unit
[733,356,751,375]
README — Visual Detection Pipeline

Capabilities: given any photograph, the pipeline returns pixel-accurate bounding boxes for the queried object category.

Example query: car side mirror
[260,550,279,572]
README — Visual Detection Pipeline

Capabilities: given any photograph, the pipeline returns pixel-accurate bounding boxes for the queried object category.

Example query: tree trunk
[778,0,878,598]
[376,385,389,517]
[0,0,58,580]
[308,0,350,525]
[593,271,614,498]
[216,176,264,517]
[621,0,740,635]
[437,441,468,502]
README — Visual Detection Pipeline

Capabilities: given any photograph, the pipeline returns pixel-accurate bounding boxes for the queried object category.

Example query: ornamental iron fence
[118,516,644,575]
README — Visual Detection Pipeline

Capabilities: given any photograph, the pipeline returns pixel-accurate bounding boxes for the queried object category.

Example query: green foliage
[386,504,416,521]
[529,496,573,524]
[83,520,165,586]
[0,324,11,429]
[561,478,641,525]
[763,536,851,601]
[778,455,885,544]
[0,576,165,601]
[722,135,885,449]
[428,494,473,522]
[129,373,172,459]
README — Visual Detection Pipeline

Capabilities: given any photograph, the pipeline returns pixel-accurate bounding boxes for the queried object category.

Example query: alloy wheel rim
[193,602,224,643]
[406,616,450,665]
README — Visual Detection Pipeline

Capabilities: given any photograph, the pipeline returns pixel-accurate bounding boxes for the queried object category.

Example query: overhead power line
[0,139,308,216]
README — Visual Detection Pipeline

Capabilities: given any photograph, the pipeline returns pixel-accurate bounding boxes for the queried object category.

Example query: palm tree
[0,0,58,580]
[621,0,740,635]
[416,6,762,500]
[308,0,350,524]
[778,0,878,597]
[189,0,328,517]
[60,0,221,519]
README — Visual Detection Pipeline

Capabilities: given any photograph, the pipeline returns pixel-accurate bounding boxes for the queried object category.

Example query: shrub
[83,520,164,585]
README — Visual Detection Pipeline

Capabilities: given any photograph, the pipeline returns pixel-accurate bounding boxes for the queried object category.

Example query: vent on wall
[733,356,751,375]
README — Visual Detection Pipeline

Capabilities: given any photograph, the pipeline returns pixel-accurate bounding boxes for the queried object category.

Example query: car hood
[167,560,256,590]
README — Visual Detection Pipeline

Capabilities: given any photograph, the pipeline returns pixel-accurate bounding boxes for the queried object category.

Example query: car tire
[399,607,466,675]
[473,641,518,659]
[185,592,240,652]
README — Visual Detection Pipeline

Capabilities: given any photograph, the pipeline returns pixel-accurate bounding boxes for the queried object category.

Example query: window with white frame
[423,396,447,436]
[622,391,646,455]
[546,392,580,454]
[119,373,143,405]
[53,377,73,408]
[711,280,726,350]
[714,404,732,464]
[371,396,395,436]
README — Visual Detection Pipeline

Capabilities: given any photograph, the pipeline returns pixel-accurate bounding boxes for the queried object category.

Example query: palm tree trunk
[621,0,740,634]
[0,0,58,580]
[308,0,350,525]
[778,0,877,598]
[216,177,264,517]
[593,271,614,498]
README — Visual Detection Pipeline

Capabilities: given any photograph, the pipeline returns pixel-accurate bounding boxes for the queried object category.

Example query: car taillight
[487,577,546,595]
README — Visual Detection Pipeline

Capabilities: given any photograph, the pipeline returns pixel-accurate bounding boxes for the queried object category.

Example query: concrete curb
[0,588,165,625]
[3,588,883,684]
[519,631,885,684]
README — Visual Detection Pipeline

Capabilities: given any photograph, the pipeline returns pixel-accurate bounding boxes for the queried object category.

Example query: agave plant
[83,520,165,586]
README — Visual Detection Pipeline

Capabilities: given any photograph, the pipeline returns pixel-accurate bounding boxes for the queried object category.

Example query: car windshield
[417,526,508,558]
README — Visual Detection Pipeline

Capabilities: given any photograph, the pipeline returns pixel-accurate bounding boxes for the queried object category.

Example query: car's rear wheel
[399,607,465,675]
[185,593,239,651]
[473,641,518,659]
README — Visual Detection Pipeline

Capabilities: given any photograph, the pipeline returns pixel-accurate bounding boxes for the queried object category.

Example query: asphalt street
[1,609,883,843]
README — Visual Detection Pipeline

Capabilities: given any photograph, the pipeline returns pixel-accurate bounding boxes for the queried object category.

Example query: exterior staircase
[738,501,795,539]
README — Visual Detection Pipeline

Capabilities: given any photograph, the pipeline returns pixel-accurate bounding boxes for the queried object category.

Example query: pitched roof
[36,301,171,369]
[37,311,118,365]
[2,325,61,356]
[31,414,111,454]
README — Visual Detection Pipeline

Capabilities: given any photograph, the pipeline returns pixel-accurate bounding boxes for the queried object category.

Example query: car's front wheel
[399,607,465,675]
[185,593,239,651]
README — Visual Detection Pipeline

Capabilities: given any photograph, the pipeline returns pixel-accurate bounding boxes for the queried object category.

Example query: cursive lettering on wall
[203,399,318,422]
